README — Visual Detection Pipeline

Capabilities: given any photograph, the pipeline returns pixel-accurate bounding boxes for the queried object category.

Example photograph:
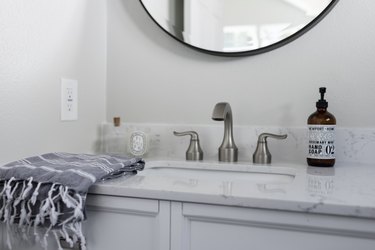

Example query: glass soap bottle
[307,87,336,167]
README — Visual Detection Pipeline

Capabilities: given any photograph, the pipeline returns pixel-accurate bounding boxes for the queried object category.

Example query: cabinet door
[1,196,169,250]
[171,202,375,250]
[83,195,170,250]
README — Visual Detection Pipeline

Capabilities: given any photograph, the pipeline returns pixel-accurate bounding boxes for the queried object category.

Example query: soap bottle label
[308,125,335,159]
[129,131,148,156]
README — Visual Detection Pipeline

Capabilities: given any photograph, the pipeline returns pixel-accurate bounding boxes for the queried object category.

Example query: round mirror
[140,0,339,56]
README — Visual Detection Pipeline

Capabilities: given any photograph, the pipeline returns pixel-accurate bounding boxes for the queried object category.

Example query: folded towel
[0,152,145,250]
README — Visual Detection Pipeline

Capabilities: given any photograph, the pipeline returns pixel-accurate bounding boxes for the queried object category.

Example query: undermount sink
[140,160,296,185]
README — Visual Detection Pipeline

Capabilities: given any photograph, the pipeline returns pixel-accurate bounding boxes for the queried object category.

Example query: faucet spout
[212,102,238,162]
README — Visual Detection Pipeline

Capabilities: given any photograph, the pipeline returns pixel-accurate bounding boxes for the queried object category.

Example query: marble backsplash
[101,123,375,166]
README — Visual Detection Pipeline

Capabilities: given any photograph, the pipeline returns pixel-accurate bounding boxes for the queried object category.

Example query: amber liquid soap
[307,87,336,167]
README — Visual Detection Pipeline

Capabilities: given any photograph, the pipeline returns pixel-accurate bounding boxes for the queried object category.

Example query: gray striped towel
[0,152,145,250]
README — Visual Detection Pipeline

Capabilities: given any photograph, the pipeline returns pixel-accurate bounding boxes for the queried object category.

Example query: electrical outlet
[61,78,78,121]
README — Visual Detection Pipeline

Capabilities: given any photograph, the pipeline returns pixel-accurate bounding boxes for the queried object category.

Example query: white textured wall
[0,0,107,164]
[107,0,375,128]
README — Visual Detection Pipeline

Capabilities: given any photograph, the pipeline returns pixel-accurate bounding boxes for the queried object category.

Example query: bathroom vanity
[1,160,375,250]
[82,160,375,250]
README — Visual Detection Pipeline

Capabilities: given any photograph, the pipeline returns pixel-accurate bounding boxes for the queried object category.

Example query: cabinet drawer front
[182,203,375,237]
[171,202,375,250]
[86,194,159,215]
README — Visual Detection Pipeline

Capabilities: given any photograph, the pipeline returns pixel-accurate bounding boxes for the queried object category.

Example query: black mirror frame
[140,0,339,57]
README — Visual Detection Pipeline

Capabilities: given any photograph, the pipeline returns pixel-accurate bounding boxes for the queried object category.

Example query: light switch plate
[61,78,78,121]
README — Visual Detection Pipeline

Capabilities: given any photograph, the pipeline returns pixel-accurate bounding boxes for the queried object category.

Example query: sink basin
[142,161,295,184]
[138,161,296,193]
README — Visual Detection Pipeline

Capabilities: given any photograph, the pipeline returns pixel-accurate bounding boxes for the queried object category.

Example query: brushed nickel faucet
[212,102,238,162]
[173,131,204,161]
[253,133,287,164]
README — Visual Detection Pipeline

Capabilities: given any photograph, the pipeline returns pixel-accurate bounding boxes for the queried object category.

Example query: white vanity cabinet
[1,196,375,250]
[84,194,170,250]
[170,202,375,250]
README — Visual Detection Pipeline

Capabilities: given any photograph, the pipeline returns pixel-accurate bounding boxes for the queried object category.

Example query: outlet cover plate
[61,78,78,121]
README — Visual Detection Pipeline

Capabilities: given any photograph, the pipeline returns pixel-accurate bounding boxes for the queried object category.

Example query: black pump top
[316,87,328,108]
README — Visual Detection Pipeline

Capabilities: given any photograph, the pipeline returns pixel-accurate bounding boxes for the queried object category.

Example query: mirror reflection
[140,0,337,56]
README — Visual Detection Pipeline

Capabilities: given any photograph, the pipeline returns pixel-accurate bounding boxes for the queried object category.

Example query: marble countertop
[89,159,375,219]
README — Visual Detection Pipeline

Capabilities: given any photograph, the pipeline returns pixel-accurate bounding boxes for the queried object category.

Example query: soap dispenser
[307,87,336,167]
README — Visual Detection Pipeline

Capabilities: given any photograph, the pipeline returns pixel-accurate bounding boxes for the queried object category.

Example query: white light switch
[61,78,78,121]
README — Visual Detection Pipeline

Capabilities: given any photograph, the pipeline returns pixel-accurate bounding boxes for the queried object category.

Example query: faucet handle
[173,131,204,161]
[253,133,287,164]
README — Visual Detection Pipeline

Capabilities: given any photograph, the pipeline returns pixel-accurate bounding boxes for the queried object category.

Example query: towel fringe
[0,180,7,218]
[52,230,64,250]
[18,200,27,226]
[31,181,42,205]
[14,180,26,206]
[1,180,87,250]
[21,177,34,199]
